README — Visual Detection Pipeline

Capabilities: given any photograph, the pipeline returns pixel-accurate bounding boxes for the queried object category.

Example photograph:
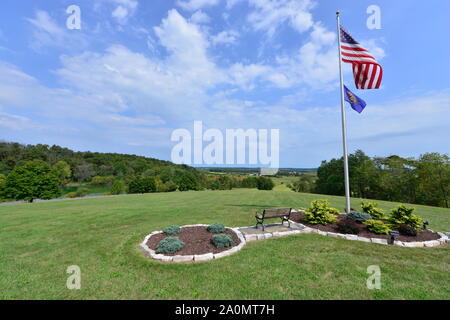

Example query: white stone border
[140,224,247,263]
[286,220,449,247]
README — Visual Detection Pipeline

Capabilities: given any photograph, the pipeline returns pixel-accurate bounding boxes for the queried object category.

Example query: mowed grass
[0,189,449,300]
[272,176,299,191]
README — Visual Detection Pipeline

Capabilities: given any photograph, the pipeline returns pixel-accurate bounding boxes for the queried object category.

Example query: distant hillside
[0,141,201,182]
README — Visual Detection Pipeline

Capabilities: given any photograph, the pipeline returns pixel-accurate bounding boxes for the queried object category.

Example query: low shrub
[388,205,423,230]
[211,234,233,248]
[64,187,89,198]
[64,192,79,198]
[111,180,126,195]
[363,219,391,235]
[335,218,360,234]
[206,223,226,233]
[156,237,185,254]
[163,225,181,236]
[75,187,90,197]
[361,201,385,219]
[304,200,339,225]
[256,177,275,190]
[347,211,372,223]
[398,224,418,237]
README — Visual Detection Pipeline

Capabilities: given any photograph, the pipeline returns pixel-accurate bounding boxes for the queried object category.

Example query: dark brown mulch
[290,212,440,242]
[147,226,241,256]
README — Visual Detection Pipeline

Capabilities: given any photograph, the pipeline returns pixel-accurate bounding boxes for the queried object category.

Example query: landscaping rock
[160,255,173,263]
[245,234,258,242]
[327,232,340,238]
[194,253,214,262]
[256,234,266,241]
[213,251,232,259]
[345,234,358,241]
[423,240,440,247]
[264,233,273,239]
[357,236,371,242]
[173,255,194,263]
[153,253,166,260]
[393,240,404,246]
[371,238,388,245]
[271,232,282,238]
[402,242,417,248]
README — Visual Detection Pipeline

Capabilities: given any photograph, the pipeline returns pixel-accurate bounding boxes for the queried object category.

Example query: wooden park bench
[255,208,292,231]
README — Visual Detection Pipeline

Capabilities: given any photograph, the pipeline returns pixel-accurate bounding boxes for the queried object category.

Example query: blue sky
[0,0,449,167]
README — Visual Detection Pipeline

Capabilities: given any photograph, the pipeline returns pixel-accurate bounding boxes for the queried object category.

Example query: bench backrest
[262,208,292,219]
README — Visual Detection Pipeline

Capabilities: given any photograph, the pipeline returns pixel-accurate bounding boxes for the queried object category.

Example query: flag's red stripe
[341,45,369,52]
[368,64,377,89]
[341,52,376,60]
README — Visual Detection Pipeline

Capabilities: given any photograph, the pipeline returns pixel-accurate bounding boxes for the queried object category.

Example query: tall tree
[4,160,61,202]
[415,153,450,208]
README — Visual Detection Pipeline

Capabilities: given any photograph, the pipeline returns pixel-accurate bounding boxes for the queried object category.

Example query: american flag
[340,26,383,89]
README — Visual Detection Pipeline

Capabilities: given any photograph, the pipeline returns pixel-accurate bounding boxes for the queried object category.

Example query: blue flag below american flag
[344,85,367,113]
[340,26,383,89]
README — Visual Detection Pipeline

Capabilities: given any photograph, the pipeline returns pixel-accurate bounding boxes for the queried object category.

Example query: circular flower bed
[140,224,246,263]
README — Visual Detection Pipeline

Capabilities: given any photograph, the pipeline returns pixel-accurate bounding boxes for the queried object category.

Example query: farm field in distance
[1,189,449,300]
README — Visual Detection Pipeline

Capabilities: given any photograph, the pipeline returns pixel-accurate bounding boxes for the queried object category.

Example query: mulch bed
[290,212,440,242]
[146,226,241,256]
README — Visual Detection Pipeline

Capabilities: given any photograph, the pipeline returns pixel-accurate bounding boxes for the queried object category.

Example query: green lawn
[272,176,299,191]
[0,189,449,300]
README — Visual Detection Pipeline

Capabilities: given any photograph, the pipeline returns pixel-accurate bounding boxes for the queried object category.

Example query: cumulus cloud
[190,10,211,24]
[177,0,220,11]
[211,30,239,45]
[25,10,87,51]
[247,0,315,37]
[111,0,138,24]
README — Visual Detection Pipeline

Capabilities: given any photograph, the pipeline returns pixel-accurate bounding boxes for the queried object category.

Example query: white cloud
[190,10,211,24]
[361,39,386,60]
[177,0,220,11]
[247,0,315,37]
[25,10,88,51]
[211,30,239,45]
[226,0,245,9]
[109,0,138,24]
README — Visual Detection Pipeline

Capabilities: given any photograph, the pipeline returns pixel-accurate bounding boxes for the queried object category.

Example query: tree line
[289,150,449,208]
[0,142,275,202]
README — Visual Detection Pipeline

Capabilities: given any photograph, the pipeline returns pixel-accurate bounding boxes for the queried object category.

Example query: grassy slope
[0,189,449,300]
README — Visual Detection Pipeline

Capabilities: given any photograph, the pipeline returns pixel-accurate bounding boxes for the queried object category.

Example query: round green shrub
[363,219,391,235]
[304,200,339,225]
[206,223,226,233]
[156,237,184,254]
[163,225,181,236]
[348,211,372,223]
[211,234,233,248]
[361,201,386,219]
[388,205,423,230]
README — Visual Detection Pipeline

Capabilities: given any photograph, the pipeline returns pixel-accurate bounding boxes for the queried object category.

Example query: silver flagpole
[336,11,351,213]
